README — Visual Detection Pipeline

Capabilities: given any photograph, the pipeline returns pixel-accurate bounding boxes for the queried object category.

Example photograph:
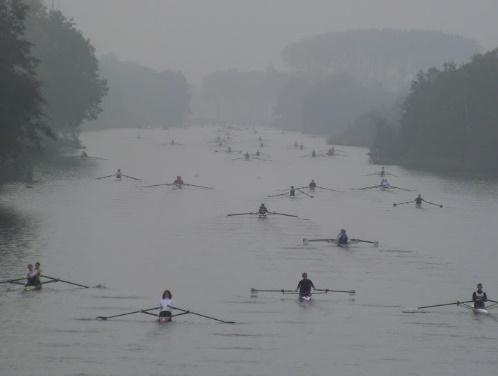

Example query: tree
[25,0,107,142]
[0,0,49,166]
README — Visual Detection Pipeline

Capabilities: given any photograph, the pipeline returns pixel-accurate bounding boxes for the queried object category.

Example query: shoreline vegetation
[2,1,497,182]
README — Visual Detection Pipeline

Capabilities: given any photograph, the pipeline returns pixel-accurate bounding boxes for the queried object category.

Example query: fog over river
[1,126,497,376]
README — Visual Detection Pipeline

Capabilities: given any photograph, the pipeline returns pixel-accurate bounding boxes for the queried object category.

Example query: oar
[393,200,415,207]
[351,185,381,190]
[417,300,473,310]
[184,184,213,190]
[96,174,114,180]
[391,186,414,192]
[350,238,379,247]
[317,186,338,192]
[297,189,314,198]
[251,288,290,293]
[0,276,26,284]
[227,212,257,217]
[123,175,141,181]
[423,200,443,208]
[169,306,235,324]
[96,306,160,320]
[43,275,89,288]
[270,212,299,218]
[143,183,172,188]
[315,288,356,294]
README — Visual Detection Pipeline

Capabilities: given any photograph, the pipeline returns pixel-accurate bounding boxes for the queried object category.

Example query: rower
[34,262,42,285]
[170,139,175,145]
[255,150,261,157]
[115,169,122,180]
[80,151,88,159]
[415,194,423,208]
[336,229,349,247]
[309,179,317,191]
[258,203,268,215]
[472,283,488,309]
[159,289,174,323]
[296,273,315,299]
[380,178,390,189]
[227,146,232,153]
[290,186,296,197]
[299,144,304,150]
[258,136,263,142]
[294,141,298,148]
[244,152,250,160]
[327,147,335,156]
[25,264,41,288]
[260,143,264,148]
[174,176,184,187]
[311,150,317,158]
[380,166,385,177]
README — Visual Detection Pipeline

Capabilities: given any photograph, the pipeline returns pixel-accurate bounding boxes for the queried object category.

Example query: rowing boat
[299,294,312,302]
[23,285,42,292]
[473,308,489,315]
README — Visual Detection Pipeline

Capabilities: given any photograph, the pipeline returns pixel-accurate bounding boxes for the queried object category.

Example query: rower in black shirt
[415,194,423,208]
[309,179,317,191]
[472,283,488,309]
[290,186,296,197]
[296,272,315,299]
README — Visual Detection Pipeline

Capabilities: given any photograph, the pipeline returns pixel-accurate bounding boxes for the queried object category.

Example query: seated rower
[327,147,335,156]
[115,169,122,180]
[174,176,184,187]
[380,166,385,177]
[80,151,88,159]
[309,179,317,191]
[159,289,174,323]
[34,262,42,286]
[258,203,268,215]
[227,146,232,153]
[25,264,41,288]
[380,178,391,189]
[294,141,298,148]
[472,283,487,309]
[296,272,315,300]
[415,194,423,208]
[290,186,296,197]
[336,229,349,247]
[311,150,317,158]
[244,152,250,160]
[299,144,304,150]
[255,150,261,157]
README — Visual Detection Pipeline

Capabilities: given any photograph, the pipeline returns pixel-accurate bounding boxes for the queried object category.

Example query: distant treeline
[371,49,498,174]
[0,0,107,181]
[196,29,480,142]
[85,54,190,129]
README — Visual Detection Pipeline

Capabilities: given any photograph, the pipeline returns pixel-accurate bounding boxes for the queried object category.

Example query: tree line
[371,49,498,175]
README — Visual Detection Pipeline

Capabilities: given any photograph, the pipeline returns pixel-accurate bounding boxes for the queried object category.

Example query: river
[1,126,497,376]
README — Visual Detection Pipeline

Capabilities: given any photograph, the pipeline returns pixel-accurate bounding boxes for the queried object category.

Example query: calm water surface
[1,126,497,376]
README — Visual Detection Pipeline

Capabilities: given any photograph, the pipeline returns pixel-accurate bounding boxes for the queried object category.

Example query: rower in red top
[296,272,315,301]
[472,283,488,309]
[174,176,184,188]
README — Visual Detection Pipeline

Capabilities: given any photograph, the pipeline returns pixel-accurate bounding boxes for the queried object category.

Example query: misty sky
[56,0,498,83]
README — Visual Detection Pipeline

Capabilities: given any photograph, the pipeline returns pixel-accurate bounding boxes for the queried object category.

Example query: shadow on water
[0,204,38,274]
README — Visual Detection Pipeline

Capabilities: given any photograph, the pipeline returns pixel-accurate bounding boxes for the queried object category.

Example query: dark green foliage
[25,1,108,141]
[372,49,498,174]
[87,54,189,129]
[0,0,48,163]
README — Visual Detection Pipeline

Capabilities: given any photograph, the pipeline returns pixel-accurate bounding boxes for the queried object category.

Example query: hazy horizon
[55,0,498,82]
